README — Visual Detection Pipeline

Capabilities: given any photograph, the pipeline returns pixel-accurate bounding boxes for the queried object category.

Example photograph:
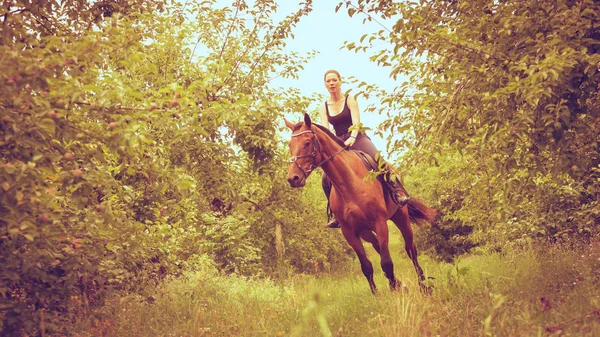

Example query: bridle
[288,128,348,179]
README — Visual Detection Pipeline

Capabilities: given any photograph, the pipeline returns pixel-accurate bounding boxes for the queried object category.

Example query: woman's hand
[344,136,356,147]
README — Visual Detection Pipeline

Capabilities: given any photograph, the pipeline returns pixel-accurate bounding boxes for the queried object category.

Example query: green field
[77,233,600,337]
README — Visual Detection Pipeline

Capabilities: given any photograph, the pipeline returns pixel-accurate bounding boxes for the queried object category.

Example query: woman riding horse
[285,113,436,294]
[318,69,410,228]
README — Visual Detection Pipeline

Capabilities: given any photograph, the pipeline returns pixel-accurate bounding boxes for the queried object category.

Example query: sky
[202,1,405,159]
[267,1,403,159]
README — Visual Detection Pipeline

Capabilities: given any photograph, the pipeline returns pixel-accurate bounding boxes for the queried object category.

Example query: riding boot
[384,173,411,207]
[322,174,340,228]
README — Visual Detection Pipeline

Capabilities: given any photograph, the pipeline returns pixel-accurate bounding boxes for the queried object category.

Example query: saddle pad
[353,150,379,173]
[352,150,391,191]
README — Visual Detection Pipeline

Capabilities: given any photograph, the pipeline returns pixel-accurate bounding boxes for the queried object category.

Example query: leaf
[39,118,56,136]
[19,222,33,230]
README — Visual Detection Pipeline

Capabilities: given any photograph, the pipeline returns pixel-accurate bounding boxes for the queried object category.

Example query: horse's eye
[304,141,311,148]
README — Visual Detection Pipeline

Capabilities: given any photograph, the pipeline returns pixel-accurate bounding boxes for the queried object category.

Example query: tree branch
[211,0,241,89]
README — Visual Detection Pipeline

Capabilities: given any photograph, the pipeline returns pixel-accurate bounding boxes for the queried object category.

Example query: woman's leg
[321,133,375,229]
[350,134,379,160]
[351,134,411,206]
[322,173,339,228]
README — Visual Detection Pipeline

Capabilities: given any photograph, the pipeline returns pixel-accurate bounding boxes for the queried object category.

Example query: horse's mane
[313,124,347,148]
[291,121,347,148]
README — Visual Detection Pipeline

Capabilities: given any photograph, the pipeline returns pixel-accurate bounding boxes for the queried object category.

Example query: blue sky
[269,1,402,158]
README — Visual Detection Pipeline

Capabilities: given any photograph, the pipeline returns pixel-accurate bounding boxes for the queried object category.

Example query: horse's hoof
[391,279,408,293]
[420,284,433,295]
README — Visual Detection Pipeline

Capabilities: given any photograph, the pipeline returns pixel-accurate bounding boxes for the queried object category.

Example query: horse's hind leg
[341,226,377,294]
[390,210,428,291]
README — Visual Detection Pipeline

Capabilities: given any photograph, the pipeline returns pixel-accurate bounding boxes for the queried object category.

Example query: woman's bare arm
[318,103,330,129]
[345,95,361,146]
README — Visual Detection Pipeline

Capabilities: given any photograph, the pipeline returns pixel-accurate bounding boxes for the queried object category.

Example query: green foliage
[6,0,599,334]
[80,240,600,336]
[338,0,600,258]
[405,144,600,260]
[239,167,350,277]
[0,0,350,335]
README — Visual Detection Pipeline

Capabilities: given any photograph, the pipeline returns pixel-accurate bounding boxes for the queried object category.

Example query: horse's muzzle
[287,173,305,188]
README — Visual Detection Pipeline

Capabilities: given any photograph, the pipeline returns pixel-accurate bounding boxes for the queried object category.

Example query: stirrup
[326,218,340,228]
[393,193,411,207]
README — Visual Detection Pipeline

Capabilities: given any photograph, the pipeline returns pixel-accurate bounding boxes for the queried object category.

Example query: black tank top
[325,96,353,137]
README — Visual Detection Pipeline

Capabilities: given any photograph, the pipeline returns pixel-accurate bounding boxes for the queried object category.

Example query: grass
[75,235,600,337]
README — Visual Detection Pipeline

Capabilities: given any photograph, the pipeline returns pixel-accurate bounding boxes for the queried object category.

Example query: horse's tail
[407,198,437,226]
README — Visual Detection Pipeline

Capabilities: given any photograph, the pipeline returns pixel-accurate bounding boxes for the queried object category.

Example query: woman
[318,69,409,228]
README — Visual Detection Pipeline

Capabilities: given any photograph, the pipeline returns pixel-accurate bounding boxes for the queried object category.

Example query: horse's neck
[315,131,359,192]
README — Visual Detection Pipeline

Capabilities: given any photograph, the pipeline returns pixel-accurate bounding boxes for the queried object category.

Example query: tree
[1,0,352,334]
[337,0,600,255]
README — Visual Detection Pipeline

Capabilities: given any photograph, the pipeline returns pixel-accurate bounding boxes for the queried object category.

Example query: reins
[289,128,348,178]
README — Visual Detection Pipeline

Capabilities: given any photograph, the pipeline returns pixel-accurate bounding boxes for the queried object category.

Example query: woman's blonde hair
[323,69,341,81]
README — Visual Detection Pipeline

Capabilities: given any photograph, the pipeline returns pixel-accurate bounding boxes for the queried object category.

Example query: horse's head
[284,113,319,188]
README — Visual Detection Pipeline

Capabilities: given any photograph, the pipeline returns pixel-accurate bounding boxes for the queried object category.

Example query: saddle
[352,150,409,206]
[323,150,411,221]
[323,150,410,207]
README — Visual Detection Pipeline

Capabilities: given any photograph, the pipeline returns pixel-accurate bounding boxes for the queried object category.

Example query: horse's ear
[304,113,312,128]
[284,118,295,131]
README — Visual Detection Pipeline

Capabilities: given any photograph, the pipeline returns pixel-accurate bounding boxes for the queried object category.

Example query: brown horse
[284,113,436,294]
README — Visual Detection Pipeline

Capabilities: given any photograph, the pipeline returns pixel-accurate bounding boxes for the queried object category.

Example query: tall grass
[77,238,600,337]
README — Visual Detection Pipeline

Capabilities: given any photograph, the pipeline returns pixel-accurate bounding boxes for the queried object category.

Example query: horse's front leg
[359,230,380,254]
[374,219,401,291]
[360,230,402,290]
[341,225,377,294]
